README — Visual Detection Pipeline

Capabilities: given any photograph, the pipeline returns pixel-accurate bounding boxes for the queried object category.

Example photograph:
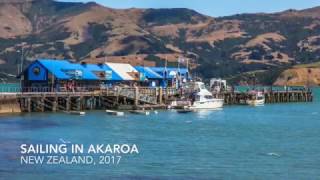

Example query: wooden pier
[222,90,313,105]
[0,87,314,113]
[13,87,177,113]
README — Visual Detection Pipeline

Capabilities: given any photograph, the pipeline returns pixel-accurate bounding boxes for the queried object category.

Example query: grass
[293,61,320,68]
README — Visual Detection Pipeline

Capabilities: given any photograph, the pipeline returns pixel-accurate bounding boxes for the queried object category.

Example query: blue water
[0,89,319,179]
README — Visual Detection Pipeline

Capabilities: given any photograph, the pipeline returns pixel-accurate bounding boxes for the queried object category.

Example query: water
[0,89,319,179]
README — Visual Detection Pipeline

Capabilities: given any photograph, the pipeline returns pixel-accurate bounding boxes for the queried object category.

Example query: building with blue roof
[134,66,164,87]
[148,67,190,87]
[20,59,126,91]
[20,59,191,91]
[82,64,123,81]
[149,67,189,79]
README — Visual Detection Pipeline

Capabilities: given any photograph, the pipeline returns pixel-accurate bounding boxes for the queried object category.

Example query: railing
[117,87,158,104]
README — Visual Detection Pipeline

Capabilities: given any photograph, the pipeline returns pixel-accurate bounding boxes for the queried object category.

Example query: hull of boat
[246,99,265,106]
[190,99,224,109]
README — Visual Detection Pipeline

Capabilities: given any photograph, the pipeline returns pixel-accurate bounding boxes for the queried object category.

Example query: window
[257,96,264,100]
[33,67,41,76]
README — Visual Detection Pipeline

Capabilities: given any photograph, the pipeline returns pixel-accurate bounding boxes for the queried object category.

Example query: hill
[274,61,320,86]
[0,0,319,85]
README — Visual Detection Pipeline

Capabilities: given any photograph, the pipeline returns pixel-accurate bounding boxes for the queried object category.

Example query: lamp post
[17,43,27,89]
[18,42,27,74]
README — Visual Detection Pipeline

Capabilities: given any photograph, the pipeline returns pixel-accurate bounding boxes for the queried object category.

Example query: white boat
[69,111,86,115]
[168,100,191,109]
[129,110,150,115]
[246,91,265,106]
[176,106,194,113]
[187,82,224,110]
[106,110,124,116]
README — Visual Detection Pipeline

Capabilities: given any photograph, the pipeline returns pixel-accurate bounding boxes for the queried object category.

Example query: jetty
[1,87,176,113]
[221,90,313,105]
[0,86,313,113]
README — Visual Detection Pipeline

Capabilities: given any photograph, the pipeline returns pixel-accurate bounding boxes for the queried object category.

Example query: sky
[59,0,320,17]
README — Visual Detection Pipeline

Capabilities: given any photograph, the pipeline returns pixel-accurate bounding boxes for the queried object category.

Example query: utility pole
[18,42,27,89]
[104,55,107,64]
[21,45,24,74]
[186,58,189,80]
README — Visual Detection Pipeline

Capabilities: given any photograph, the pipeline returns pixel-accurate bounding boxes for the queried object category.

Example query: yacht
[186,82,224,109]
[246,91,265,106]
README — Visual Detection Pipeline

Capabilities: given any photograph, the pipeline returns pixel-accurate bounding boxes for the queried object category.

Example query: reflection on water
[194,108,223,119]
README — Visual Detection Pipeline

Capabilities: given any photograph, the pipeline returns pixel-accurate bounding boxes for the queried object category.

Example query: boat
[176,106,193,113]
[246,91,265,106]
[168,100,191,109]
[106,110,124,116]
[69,111,86,115]
[129,110,150,115]
[186,82,224,110]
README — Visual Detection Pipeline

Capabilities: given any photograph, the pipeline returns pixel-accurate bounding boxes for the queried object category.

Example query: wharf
[0,87,314,113]
[221,90,313,105]
[5,87,177,113]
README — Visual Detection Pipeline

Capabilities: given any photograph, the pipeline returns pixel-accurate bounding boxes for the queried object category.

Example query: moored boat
[106,110,124,116]
[246,91,265,106]
[69,111,86,115]
[129,110,150,115]
[176,106,193,113]
[186,82,224,110]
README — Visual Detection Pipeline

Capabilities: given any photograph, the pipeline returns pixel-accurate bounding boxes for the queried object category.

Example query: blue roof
[36,59,123,80]
[38,59,73,79]
[26,59,190,81]
[84,64,123,81]
[134,66,163,79]
[149,67,189,79]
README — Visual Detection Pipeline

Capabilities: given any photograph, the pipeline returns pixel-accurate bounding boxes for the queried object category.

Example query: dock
[6,87,177,113]
[222,90,313,105]
[0,86,314,113]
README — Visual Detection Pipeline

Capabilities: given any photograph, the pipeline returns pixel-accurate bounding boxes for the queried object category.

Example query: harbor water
[0,88,319,179]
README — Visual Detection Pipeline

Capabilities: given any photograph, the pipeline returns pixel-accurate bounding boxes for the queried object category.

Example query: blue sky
[60,0,320,17]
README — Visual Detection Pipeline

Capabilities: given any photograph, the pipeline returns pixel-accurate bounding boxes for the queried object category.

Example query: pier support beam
[134,87,139,106]
[27,98,31,113]
[66,96,71,112]
[41,96,45,112]
[159,87,163,104]
[52,97,58,112]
